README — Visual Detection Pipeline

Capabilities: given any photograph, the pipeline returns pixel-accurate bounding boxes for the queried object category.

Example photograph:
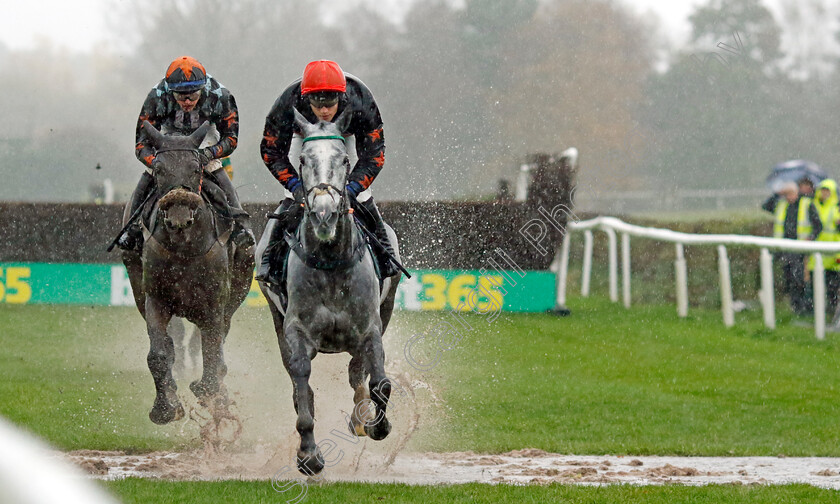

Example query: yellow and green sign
[0,263,556,312]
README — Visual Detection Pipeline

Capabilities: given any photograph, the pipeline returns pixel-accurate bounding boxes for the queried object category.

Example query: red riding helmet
[165,56,207,93]
[301,60,346,95]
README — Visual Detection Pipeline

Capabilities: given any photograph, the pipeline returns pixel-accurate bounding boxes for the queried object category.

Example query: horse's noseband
[308,183,342,201]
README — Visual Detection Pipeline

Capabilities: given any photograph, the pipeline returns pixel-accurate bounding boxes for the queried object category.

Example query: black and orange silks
[260,73,385,194]
[135,76,239,168]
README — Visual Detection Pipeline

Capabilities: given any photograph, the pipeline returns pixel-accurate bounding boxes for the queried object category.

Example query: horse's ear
[189,121,211,148]
[142,120,165,148]
[333,110,352,134]
[293,107,313,134]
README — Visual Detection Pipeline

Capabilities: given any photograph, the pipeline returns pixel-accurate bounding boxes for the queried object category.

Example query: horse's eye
[299,155,305,166]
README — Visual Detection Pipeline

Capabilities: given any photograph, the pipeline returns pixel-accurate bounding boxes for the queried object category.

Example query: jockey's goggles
[307,91,340,108]
[173,90,201,102]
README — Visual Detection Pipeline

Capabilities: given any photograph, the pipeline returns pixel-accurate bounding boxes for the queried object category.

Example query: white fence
[553,216,840,340]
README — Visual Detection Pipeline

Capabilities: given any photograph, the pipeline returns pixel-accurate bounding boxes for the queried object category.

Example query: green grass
[403,297,840,456]
[2,299,840,456]
[101,479,839,503]
[5,301,840,501]
[0,304,287,452]
[0,305,175,451]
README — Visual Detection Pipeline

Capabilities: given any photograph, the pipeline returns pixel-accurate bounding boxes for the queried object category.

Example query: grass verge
[401,296,840,456]
[102,479,839,504]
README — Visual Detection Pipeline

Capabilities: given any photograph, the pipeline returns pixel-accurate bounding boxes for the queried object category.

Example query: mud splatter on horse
[257,110,401,475]
[121,121,254,425]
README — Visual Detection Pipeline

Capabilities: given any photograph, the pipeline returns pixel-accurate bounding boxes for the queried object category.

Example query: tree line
[1,0,837,203]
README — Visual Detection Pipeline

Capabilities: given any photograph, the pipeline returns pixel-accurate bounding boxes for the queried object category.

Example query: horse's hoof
[149,397,184,425]
[189,379,218,399]
[364,417,391,441]
[348,419,367,437]
[296,448,325,476]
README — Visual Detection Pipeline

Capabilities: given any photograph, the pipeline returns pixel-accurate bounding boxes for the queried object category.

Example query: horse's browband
[301,135,346,144]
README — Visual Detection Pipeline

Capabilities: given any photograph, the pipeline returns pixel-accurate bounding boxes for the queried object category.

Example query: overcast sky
[2,0,834,80]
[0,0,709,53]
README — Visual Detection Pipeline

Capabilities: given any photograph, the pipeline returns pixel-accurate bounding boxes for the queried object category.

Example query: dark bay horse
[257,110,401,475]
[122,121,254,425]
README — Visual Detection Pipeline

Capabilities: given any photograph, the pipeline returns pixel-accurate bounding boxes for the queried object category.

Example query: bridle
[299,135,350,214]
[283,133,369,270]
[152,147,205,226]
[153,147,204,195]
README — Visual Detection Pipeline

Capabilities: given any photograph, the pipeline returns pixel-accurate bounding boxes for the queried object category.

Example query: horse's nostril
[185,219,194,227]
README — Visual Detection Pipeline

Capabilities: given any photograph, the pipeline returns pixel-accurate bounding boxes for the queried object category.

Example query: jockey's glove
[292,185,305,204]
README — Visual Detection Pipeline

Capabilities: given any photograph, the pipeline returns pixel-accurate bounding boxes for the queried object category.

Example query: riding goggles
[307,91,340,108]
[173,90,201,102]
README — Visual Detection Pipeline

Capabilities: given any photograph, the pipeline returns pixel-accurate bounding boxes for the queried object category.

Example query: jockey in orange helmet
[118,56,254,251]
[257,60,394,286]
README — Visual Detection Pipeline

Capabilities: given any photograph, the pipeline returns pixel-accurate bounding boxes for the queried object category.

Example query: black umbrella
[766,160,828,192]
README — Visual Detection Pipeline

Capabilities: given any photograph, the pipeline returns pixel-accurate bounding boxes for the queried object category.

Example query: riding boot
[117,172,154,252]
[212,170,255,248]
[356,197,398,278]
[255,198,303,287]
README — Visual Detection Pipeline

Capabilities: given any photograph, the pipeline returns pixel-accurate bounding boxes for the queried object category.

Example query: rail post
[675,243,688,318]
[605,227,618,303]
[581,230,593,297]
[622,232,631,308]
[551,232,572,316]
[814,254,825,340]
[759,248,775,329]
[717,245,734,327]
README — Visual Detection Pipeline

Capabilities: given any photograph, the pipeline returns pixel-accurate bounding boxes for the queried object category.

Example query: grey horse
[257,109,401,475]
[122,121,254,425]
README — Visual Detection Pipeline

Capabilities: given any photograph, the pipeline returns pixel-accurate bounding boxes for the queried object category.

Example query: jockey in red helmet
[257,60,395,286]
[117,56,254,251]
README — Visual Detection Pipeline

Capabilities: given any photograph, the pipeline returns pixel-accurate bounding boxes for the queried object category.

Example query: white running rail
[555,216,840,340]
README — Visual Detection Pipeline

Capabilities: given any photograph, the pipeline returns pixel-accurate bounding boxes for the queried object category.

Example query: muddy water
[65,449,840,489]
